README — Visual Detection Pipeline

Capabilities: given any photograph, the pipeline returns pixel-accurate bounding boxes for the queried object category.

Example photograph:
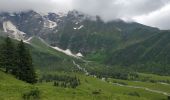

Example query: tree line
[0,37,37,84]
[39,74,80,88]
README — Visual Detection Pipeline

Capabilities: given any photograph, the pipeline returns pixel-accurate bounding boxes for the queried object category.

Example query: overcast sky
[0,0,170,29]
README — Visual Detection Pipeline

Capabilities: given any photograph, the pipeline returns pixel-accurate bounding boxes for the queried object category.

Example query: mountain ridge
[0,10,169,75]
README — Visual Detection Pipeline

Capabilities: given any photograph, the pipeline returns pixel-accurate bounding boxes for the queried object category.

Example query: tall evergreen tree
[0,37,16,73]
[17,40,37,84]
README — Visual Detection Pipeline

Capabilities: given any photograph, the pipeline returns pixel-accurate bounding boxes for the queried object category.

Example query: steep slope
[0,10,58,37]
[106,31,170,75]
[0,10,160,57]
[28,37,82,72]
[0,34,81,72]
[0,10,169,76]
[42,11,160,56]
[2,21,25,40]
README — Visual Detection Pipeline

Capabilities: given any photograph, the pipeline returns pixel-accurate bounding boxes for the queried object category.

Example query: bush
[128,92,140,97]
[22,87,40,100]
[92,89,101,95]
[41,74,80,88]
[54,81,59,86]
[168,96,170,100]
[113,81,128,85]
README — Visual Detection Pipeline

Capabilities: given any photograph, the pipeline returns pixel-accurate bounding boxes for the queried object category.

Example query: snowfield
[78,25,84,29]
[3,21,26,40]
[44,19,57,29]
[73,25,84,30]
[76,52,83,57]
[52,46,83,58]
[38,37,83,58]
[24,37,33,44]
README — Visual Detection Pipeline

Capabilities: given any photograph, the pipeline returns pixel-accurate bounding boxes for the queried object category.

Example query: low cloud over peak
[0,0,170,29]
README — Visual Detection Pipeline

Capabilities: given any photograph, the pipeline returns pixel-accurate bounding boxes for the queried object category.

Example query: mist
[0,0,170,29]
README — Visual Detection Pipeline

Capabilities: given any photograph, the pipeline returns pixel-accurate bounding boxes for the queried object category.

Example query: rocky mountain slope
[0,10,169,75]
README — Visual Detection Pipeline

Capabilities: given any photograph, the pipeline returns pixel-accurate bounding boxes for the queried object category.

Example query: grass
[137,73,170,83]
[0,35,170,100]
[108,73,170,94]
[0,71,169,100]
[0,71,32,100]
[0,36,82,72]
[26,37,83,72]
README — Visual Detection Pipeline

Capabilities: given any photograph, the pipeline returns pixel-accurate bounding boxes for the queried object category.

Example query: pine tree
[0,37,16,73]
[17,40,37,84]
[54,81,59,86]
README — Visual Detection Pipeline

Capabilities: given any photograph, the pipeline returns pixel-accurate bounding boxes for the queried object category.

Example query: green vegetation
[29,37,79,72]
[0,11,170,100]
[0,37,16,73]
[0,36,80,73]
[0,37,37,84]
[1,71,170,100]
[168,96,170,100]
[17,40,37,84]
[109,77,170,94]
[39,74,80,88]
[130,73,170,83]
[22,87,40,100]
[0,34,170,100]
[106,31,170,75]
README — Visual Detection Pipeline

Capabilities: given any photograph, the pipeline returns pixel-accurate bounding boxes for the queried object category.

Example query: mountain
[0,10,169,76]
[0,34,82,73]
[0,10,159,54]
[106,30,170,75]
[1,10,170,100]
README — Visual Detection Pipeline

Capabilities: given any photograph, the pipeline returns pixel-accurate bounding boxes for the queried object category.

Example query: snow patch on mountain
[9,13,15,16]
[52,46,83,58]
[58,12,67,17]
[44,19,57,29]
[37,37,83,58]
[24,37,33,44]
[3,21,26,40]
[78,25,84,29]
[73,25,84,30]
[76,52,83,57]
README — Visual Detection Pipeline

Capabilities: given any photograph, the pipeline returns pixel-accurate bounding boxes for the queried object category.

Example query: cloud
[133,3,170,30]
[0,0,170,29]
[0,0,73,13]
[72,0,170,21]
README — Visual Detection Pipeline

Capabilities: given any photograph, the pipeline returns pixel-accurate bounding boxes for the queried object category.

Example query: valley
[0,10,170,100]
[1,70,170,100]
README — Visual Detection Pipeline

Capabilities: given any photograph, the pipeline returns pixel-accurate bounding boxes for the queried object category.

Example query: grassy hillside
[0,71,32,100]
[0,71,170,100]
[28,37,79,72]
[106,31,170,75]
[0,35,81,72]
[0,32,170,100]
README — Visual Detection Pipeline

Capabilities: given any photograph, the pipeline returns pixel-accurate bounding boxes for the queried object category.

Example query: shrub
[22,87,40,100]
[42,74,80,88]
[168,96,170,100]
[92,89,101,95]
[128,92,140,97]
